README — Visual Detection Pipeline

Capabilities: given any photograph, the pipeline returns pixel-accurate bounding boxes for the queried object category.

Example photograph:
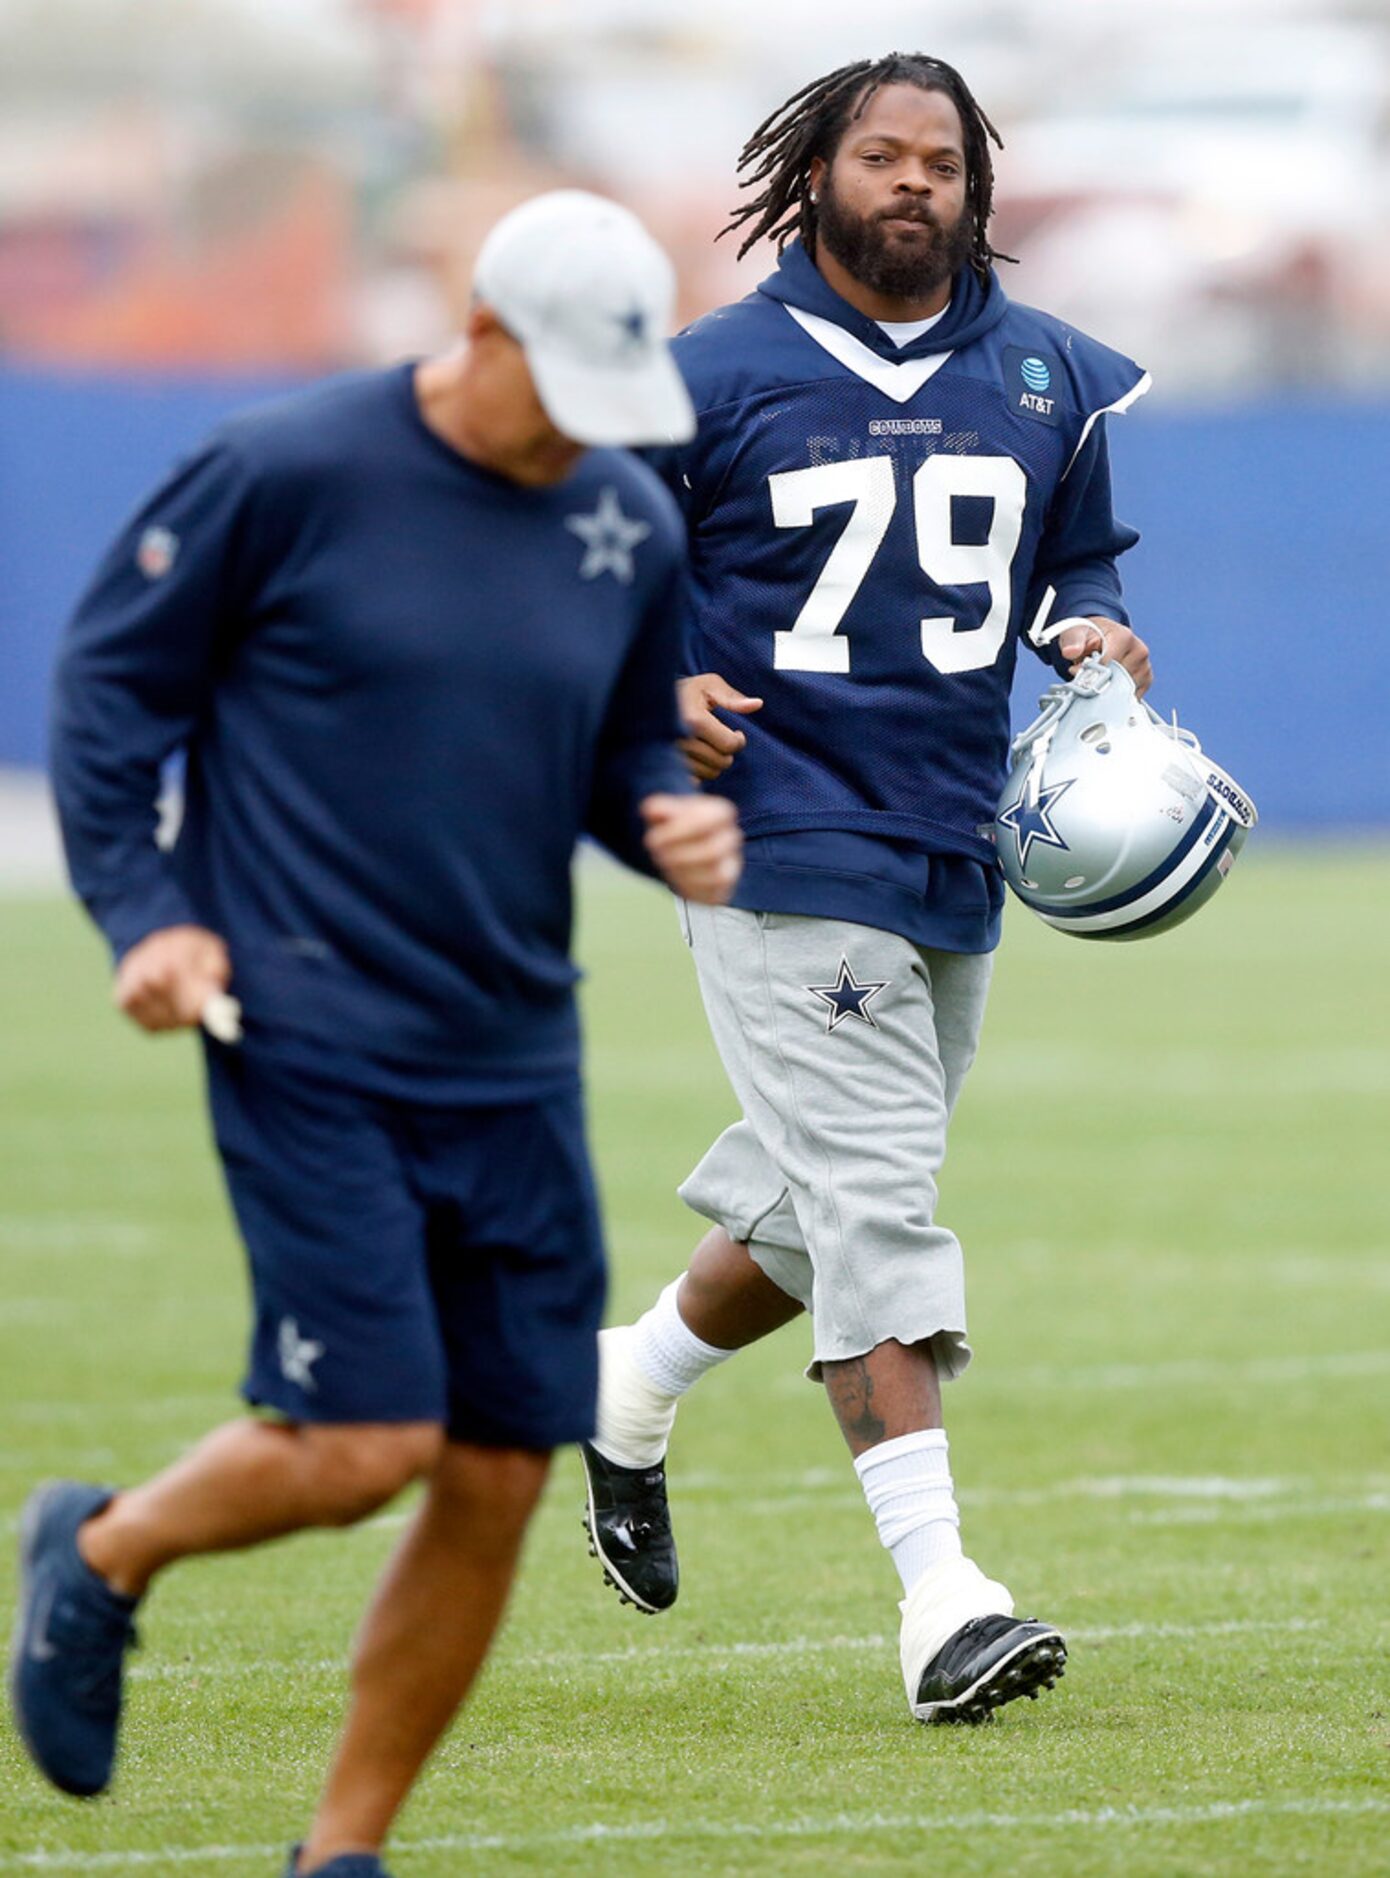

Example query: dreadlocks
[720,53,1010,283]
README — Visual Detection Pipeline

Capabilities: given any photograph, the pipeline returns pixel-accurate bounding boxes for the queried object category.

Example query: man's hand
[114,925,232,1034]
[678,674,763,782]
[1055,617,1153,699]
[641,794,742,905]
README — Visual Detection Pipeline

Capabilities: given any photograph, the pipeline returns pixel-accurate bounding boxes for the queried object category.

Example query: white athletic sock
[854,1429,963,1597]
[594,1280,733,1469]
[632,1279,733,1396]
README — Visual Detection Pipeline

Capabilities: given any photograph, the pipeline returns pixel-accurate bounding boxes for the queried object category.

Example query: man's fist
[640,794,742,905]
[114,925,232,1034]
[678,674,763,782]
[1055,618,1153,699]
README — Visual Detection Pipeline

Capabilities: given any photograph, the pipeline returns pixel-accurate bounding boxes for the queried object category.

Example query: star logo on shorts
[807,958,888,1033]
[565,487,651,585]
[278,1316,325,1391]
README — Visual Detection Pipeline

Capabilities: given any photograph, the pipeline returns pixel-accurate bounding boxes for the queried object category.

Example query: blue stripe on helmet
[1045,795,1221,920]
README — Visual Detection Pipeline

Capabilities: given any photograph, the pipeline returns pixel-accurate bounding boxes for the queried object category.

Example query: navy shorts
[204,1048,606,1450]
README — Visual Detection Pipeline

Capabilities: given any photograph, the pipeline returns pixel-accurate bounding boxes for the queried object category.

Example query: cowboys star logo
[807,958,888,1033]
[998,779,1074,868]
[564,487,651,585]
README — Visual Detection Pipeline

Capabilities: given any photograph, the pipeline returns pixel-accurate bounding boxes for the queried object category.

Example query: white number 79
[769,453,1026,676]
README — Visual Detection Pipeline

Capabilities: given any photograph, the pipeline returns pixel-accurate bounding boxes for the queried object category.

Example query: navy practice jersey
[52,364,689,1099]
[651,240,1147,950]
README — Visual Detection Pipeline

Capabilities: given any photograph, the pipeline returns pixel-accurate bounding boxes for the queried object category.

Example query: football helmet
[995,654,1256,940]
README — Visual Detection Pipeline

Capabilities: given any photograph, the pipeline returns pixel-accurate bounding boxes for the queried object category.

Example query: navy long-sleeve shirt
[51,363,690,1099]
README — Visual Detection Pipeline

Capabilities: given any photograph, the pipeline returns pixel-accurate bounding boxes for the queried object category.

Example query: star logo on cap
[807,958,888,1033]
[565,486,652,585]
[998,779,1074,867]
[614,305,648,349]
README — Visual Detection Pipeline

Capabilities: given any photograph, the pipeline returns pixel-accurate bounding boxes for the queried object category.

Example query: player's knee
[306,1421,444,1525]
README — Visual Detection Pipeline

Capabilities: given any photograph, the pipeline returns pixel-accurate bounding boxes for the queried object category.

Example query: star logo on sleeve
[998,778,1074,868]
[565,486,652,585]
[807,957,888,1032]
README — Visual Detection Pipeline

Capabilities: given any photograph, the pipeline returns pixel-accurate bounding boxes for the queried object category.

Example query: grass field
[2,848,1388,1875]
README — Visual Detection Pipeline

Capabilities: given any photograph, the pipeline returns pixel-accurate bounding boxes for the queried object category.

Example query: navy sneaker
[284,1849,396,1876]
[9,1481,140,1796]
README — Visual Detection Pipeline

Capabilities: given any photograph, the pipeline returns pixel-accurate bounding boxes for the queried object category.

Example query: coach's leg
[298,1440,549,1872]
[79,1420,442,1598]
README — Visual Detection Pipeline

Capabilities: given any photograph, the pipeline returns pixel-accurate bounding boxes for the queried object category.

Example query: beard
[814,176,972,301]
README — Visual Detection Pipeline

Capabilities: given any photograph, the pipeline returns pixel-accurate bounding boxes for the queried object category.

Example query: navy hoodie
[650,241,1148,951]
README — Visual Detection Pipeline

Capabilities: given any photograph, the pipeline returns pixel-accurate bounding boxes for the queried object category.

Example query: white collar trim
[783,305,954,405]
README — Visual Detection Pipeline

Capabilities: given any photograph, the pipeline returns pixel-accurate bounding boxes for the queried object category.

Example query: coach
[15,190,739,1878]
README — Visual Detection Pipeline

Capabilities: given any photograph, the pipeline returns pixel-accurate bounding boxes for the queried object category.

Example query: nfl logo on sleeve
[136,526,179,579]
[1004,346,1061,426]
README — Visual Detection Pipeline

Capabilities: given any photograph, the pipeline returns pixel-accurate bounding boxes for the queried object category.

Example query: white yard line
[3,1794,1387,1869]
[8,1470,1387,1538]
[126,1615,1340,1684]
[0,1218,156,1257]
[1131,1493,1390,1526]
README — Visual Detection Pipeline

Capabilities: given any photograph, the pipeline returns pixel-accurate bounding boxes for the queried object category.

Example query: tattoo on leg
[826,1356,886,1450]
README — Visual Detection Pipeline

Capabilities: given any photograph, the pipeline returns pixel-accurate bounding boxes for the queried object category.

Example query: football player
[580,54,1153,1724]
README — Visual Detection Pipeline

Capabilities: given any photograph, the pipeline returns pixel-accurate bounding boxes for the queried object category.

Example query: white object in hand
[201,992,244,1045]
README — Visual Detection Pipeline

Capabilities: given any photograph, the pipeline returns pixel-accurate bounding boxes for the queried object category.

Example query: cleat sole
[922,1630,1067,1726]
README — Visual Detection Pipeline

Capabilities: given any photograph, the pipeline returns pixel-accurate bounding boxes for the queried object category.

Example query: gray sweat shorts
[677,901,992,1382]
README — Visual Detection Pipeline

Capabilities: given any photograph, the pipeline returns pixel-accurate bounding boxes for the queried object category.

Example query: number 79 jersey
[654,244,1149,866]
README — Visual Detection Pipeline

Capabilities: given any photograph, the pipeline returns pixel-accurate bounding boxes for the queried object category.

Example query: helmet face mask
[995,657,1257,941]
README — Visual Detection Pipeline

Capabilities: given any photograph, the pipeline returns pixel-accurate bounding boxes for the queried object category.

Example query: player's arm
[1025,417,1152,697]
[50,438,256,1026]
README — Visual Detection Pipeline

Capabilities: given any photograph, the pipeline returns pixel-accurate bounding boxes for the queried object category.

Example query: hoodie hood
[756,237,1008,362]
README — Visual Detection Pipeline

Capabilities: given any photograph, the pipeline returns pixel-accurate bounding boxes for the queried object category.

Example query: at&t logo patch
[1004,346,1061,426]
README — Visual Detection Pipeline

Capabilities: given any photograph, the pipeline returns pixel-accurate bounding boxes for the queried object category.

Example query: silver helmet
[995,655,1257,940]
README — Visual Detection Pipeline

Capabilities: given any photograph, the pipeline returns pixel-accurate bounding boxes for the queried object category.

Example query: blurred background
[2,0,1389,882]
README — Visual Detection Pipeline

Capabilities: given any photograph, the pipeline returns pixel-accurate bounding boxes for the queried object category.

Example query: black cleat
[579,1442,678,1615]
[914,1613,1067,1724]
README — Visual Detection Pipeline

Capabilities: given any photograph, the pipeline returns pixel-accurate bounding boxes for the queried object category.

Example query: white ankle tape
[594,1325,678,1469]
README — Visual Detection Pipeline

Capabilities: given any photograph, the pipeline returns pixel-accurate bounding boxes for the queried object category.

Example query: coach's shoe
[580,1442,679,1614]
[899,1555,1066,1724]
[284,1848,395,1876]
[9,1480,140,1796]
